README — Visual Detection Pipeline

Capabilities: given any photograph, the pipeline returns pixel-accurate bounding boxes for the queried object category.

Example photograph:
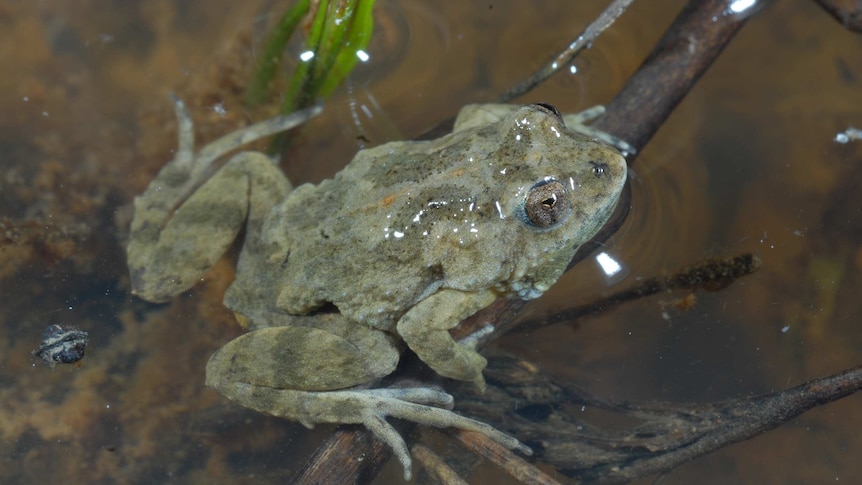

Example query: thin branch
[582,364,862,483]
[454,354,862,484]
[813,0,862,32]
[289,426,391,484]
[448,429,565,485]
[592,0,752,152]
[517,253,761,334]
[496,0,636,103]
[411,444,471,485]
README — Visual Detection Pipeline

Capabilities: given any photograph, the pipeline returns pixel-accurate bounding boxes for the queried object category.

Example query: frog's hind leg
[212,383,531,480]
[205,318,531,480]
[143,96,318,211]
[168,95,321,192]
[128,98,320,303]
[129,152,291,302]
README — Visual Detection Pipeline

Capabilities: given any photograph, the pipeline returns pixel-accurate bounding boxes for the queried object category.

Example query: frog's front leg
[205,313,530,480]
[562,106,637,155]
[396,289,498,387]
[127,98,319,302]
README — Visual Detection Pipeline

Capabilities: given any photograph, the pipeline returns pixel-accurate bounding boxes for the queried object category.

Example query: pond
[1,1,860,483]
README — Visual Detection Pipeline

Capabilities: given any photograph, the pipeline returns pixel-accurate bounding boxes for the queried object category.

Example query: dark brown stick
[289,426,391,484]
[813,0,862,31]
[449,429,564,485]
[517,253,761,334]
[454,352,862,484]
[411,445,471,485]
[580,364,862,483]
[592,0,751,151]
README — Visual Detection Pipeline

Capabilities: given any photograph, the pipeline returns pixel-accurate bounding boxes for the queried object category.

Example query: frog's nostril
[533,102,562,119]
[589,161,609,177]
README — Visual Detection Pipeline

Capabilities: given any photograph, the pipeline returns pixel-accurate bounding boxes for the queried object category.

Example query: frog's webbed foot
[348,387,532,480]
[349,388,460,479]
[563,105,637,156]
[214,382,531,480]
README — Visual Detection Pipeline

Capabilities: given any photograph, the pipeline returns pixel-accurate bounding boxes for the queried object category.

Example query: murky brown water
[1,1,861,483]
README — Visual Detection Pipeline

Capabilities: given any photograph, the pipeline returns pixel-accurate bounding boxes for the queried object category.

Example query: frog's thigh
[128,152,289,302]
[396,289,496,385]
[206,318,400,393]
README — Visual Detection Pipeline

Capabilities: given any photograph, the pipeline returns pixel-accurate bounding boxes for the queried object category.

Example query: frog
[127,96,627,480]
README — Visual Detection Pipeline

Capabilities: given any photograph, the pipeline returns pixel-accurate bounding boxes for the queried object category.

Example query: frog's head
[492,103,628,299]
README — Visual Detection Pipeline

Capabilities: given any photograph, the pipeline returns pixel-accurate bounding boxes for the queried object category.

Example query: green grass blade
[310,1,355,87]
[280,0,330,114]
[245,0,311,108]
[317,0,374,98]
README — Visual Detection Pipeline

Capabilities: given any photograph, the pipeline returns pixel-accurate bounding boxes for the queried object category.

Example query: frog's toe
[349,388,530,479]
[360,410,413,480]
[363,387,454,409]
[458,324,495,351]
[355,388,532,458]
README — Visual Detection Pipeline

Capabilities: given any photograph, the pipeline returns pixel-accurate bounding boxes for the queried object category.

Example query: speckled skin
[127,100,626,479]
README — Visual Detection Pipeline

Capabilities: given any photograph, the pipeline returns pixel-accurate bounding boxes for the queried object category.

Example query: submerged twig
[448,429,564,485]
[411,445,470,485]
[291,425,391,484]
[496,0,636,103]
[456,353,862,484]
[517,253,762,333]
[813,0,862,32]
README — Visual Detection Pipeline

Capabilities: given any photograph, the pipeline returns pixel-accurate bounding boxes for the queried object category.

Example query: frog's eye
[533,102,562,120]
[524,179,571,229]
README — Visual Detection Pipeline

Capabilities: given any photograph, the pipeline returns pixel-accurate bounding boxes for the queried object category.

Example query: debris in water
[834,127,861,144]
[33,324,88,367]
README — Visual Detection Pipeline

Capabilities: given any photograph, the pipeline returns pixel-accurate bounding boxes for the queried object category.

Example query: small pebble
[33,324,88,367]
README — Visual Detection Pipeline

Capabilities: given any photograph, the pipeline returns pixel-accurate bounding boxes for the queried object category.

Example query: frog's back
[262,126,506,329]
[244,103,627,331]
